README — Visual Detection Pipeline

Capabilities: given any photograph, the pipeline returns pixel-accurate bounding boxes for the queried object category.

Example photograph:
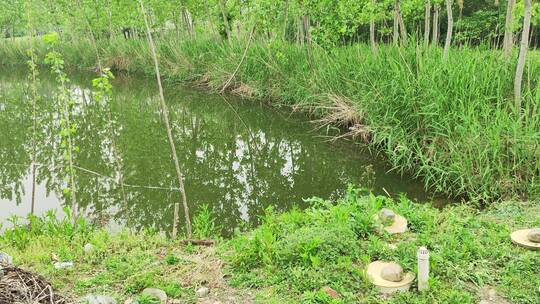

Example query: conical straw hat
[366,261,414,294]
[510,229,540,250]
[373,211,408,234]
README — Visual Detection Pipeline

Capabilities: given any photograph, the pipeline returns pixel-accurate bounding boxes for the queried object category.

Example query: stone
[80,294,117,304]
[54,261,74,269]
[142,288,167,303]
[527,228,540,243]
[0,252,13,265]
[379,208,396,225]
[320,286,340,299]
[84,243,95,254]
[380,262,404,282]
[196,286,210,298]
[487,288,497,300]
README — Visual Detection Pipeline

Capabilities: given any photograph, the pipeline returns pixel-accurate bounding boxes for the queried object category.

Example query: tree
[370,0,377,54]
[514,0,532,112]
[139,0,193,238]
[219,0,232,41]
[503,0,516,59]
[443,0,454,60]
[393,0,407,45]
[432,3,440,45]
[424,0,431,47]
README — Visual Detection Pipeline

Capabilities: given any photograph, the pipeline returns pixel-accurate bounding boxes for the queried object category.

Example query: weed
[224,187,540,303]
[193,204,221,239]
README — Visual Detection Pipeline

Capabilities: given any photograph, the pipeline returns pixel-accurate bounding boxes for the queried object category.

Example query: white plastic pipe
[417,246,430,291]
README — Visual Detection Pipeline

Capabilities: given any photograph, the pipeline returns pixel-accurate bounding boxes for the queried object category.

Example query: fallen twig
[180,239,216,246]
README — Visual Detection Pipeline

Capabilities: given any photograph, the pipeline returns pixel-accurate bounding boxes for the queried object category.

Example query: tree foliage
[2,0,539,47]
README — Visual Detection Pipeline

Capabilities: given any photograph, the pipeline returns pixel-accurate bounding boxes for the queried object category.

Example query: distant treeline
[1,0,539,48]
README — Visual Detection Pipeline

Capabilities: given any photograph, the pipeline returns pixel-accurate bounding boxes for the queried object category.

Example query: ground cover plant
[1,1,539,303]
[1,189,539,303]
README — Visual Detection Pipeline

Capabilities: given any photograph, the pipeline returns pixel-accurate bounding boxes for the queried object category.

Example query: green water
[0,69,443,235]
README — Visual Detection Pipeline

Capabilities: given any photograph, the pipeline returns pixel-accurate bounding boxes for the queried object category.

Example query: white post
[417,246,430,291]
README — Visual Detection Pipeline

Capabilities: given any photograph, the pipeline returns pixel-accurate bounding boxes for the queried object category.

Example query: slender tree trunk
[77,0,128,208]
[139,0,193,239]
[29,35,38,216]
[303,14,312,64]
[443,0,454,60]
[297,16,304,45]
[182,7,194,38]
[220,25,256,93]
[282,0,290,40]
[432,4,440,45]
[424,0,431,48]
[457,0,463,18]
[392,0,407,45]
[393,2,399,45]
[514,0,532,112]
[219,0,231,41]
[65,104,77,221]
[204,0,217,36]
[370,0,377,55]
[503,0,516,59]
[397,5,407,45]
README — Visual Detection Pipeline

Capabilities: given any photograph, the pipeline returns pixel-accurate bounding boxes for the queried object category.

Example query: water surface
[0,69,441,235]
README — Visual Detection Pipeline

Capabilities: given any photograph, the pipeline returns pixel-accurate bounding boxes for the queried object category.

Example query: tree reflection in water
[0,69,439,235]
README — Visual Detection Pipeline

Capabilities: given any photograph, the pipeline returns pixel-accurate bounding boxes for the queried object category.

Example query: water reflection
[0,69,440,235]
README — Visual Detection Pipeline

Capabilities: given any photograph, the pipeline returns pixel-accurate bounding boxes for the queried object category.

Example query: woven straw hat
[510,228,540,250]
[373,209,408,234]
[366,261,414,294]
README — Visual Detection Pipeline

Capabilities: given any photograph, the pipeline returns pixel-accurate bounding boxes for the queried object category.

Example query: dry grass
[231,82,257,98]
[310,94,370,141]
[0,263,71,304]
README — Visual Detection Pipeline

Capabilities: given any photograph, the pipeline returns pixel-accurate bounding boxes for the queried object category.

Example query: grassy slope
[1,36,539,202]
[0,210,252,303]
[1,190,539,303]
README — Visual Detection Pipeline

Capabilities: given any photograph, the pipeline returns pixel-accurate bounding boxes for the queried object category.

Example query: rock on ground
[0,252,13,265]
[478,287,510,304]
[54,261,74,269]
[196,287,210,298]
[142,288,167,303]
[80,294,117,304]
[84,243,95,254]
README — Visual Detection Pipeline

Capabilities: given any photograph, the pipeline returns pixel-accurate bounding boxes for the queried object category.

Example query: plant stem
[139,0,192,238]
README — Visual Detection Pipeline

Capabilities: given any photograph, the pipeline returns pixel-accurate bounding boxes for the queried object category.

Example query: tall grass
[1,36,539,202]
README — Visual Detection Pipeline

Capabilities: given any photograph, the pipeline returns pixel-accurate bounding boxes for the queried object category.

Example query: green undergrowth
[1,36,539,202]
[1,189,539,303]
[0,207,231,303]
[223,187,540,303]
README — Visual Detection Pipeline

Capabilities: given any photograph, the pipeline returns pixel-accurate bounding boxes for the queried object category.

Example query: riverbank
[1,189,539,303]
[1,36,539,203]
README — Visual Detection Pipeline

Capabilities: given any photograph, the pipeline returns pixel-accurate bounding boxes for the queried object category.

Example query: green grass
[224,186,540,303]
[0,208,232,303]
[1,36,539,202]
[1,189,539,303]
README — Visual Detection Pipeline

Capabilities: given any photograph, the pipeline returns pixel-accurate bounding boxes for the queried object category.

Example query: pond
[0,68,444,235]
